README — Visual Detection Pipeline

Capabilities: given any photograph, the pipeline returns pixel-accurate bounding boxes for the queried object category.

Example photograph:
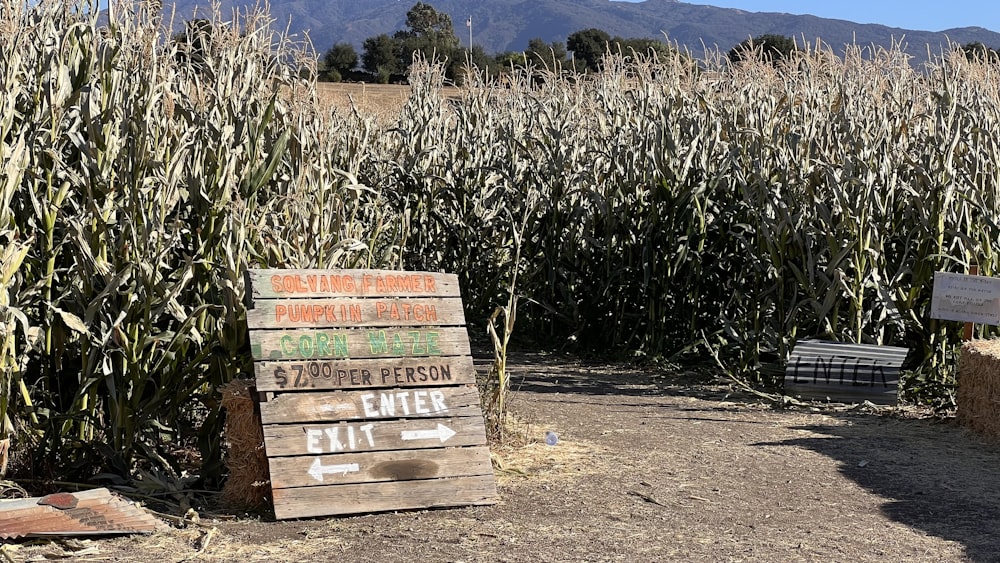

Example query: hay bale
[957,339,1000,440]
[219,380,271,512]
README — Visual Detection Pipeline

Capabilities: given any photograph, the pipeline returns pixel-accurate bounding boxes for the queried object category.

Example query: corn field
[2,1,997,486]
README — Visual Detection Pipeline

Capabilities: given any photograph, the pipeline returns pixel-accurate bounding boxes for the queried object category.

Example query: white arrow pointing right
[400,423,457,443]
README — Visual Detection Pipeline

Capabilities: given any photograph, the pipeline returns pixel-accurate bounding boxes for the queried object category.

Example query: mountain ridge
[162,0,1000,65]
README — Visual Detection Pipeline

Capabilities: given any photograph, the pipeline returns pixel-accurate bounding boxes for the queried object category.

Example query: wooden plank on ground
[262,416,488,456]
[247,269,461,300]
[258,385,483,425]
[249,327,471,361]
[268,445,493,489]
[0,488,167,539]
[254,355,477,392]
[246,297,467,330]
[270,475,498,520]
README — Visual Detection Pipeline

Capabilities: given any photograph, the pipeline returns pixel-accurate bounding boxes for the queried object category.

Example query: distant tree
[565,30,678,73]
[322,42,358,82]
[403,2,455,38]
[727,34,798,66]
[526,38,569,70]
[961,41,1000,61]
[611,37,673,61]
[394,2,462,77]
[362,34,402,83]
[567,28,611,72]
[470,45,500,74]
[463,44,500,78]
[494,50,527,71]
[358,2,473,82]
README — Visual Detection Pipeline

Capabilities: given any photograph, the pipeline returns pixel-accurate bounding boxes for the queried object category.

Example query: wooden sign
[931,272,1000,326]
[246,269,497,520]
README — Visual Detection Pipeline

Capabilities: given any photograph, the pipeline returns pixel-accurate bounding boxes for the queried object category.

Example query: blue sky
[617,1,1000,33]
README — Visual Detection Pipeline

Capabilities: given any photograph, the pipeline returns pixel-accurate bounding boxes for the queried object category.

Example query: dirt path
[11,354,1000,562]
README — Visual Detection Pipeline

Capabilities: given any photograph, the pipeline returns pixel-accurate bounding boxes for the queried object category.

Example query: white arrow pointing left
[308,458,360,482]
[319,403,354,413]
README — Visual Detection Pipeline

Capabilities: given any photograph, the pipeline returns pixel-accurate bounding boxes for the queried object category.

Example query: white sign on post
[930,272,1000,326]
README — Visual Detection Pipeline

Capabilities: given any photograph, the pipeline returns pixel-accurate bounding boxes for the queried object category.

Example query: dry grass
[315,82,411,121]
[315,82,461,120]
[492,435,605,485]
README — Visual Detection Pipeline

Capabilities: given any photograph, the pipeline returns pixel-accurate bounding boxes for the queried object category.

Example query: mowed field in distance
[314,81,462,117]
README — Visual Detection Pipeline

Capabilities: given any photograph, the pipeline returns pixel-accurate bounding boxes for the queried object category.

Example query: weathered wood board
[270,476,498,520]
[246,297,467,329]
[248,269,461,299]
[257,385,484,424]
[245,268,496,520]
[269,445,493,489]
[254,356,477,392]
[262,417,488,456]
[249,327,472,361]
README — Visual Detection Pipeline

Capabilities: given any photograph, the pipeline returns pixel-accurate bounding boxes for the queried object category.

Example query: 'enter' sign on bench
[784,340,908,405]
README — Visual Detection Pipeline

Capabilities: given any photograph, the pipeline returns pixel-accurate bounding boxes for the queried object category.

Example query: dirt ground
[7,352,1000,562]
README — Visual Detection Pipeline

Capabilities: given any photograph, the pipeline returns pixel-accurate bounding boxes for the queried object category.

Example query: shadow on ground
[474,351,735,401]
[485,350,1000,560]
[755,417,1000,562]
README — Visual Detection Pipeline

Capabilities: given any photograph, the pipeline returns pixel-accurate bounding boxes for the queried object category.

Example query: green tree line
[317,2,685,83]
[310,2,1000,83]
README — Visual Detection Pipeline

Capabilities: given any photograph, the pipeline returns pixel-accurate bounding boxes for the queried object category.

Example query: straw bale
[219,380,270,511]
[956,339,1000,440]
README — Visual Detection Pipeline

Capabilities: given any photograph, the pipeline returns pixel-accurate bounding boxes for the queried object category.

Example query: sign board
[930,272,1000,326]
[784,340,907,405]
[245,269,497,520]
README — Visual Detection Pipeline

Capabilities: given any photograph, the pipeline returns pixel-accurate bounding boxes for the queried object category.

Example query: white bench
[784,340,908,405]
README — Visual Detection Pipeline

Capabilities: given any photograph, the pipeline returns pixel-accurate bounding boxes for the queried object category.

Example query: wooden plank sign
[246,269,497,520]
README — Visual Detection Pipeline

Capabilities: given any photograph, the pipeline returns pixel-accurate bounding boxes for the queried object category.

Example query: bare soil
[8,352,1000,562]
